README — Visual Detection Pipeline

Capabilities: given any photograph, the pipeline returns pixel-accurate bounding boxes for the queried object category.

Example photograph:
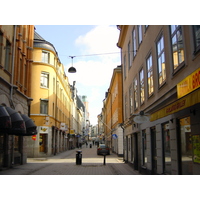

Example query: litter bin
[76,150,82,165]
[90,144,92,148]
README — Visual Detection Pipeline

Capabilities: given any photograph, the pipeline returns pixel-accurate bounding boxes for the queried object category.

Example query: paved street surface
[0,144,140,175]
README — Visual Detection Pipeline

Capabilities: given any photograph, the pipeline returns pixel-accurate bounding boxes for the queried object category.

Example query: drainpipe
[10,25,17,106]
[10,25,17,166]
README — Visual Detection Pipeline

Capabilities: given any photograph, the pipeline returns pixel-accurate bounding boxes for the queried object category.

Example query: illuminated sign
[177,68,200,98]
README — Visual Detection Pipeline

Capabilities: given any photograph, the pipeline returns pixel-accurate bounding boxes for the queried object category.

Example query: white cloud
[75,25,120,56]
[66,25,120,124]
[69,60,115,87]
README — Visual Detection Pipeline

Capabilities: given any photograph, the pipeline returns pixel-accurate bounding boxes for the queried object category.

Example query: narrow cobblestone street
[0,144,140,175]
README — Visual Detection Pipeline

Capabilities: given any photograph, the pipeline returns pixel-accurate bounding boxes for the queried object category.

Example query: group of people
[77,141,99,149]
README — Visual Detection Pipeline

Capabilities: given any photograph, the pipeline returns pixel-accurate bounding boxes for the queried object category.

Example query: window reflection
[162,123,171,174]
[142,130,147,167]
[170,25,185,70]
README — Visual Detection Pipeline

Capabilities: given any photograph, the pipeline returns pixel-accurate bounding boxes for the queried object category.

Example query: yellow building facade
[103,66,123,156]
[28,31,72,157]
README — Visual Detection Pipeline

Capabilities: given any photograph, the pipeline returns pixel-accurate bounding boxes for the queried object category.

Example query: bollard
[76,150,82,165]
[102,153,106,165]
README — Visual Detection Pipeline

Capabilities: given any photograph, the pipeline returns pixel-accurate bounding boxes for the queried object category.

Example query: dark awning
[0,105,12,132]
[5,107,26,135]
[21,114,37,136]
[0,106,37,136]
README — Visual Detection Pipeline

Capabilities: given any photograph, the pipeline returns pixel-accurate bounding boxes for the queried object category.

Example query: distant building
[101,66,123,156]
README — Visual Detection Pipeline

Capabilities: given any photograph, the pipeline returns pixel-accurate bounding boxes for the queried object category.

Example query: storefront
[149,68,200,175]
[0,106,37,169]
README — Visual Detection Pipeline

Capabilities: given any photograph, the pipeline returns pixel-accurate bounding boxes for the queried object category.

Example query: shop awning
[5,107,26,135]
[2,107,38,136]
[0,105,12,132]
[21,114,37,136]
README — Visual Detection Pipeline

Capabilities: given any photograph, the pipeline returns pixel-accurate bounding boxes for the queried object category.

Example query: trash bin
[90,144,92,148]
[76,150,82,165]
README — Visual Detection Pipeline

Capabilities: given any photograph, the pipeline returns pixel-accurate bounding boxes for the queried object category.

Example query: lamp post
[68,56,76,73]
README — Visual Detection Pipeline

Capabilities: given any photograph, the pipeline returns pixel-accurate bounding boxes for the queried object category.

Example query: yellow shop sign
[177,68,200,98]
[150,89,200,121]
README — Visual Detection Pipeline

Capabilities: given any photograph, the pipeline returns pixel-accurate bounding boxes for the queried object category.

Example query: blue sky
[35,25,121,125]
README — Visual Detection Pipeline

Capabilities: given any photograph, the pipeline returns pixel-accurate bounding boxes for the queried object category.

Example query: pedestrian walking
[86,142,88,148]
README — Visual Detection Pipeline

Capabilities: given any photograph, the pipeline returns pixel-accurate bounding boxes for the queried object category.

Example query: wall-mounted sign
[177,67,200,98]
[40,126,49,134]
[133,115,149,123]
[32,135,37,141]
[60,123,68,131]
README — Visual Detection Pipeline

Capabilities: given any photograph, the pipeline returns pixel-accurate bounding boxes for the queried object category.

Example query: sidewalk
[0,145,140,175]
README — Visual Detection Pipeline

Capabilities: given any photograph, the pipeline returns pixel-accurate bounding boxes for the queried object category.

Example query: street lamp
[68,56,76,73]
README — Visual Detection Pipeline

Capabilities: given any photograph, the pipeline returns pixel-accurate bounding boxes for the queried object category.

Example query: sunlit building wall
[29,31,72,157]
[103,66,123,156]
[117,25,200,175]
[0,25,34,167]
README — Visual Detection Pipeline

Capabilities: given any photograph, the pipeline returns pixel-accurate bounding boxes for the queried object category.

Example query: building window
[193,25,200,53]
[5,40,11,71]
[133,77,138,110]
[139,69,145,104]
[123,54,126,79]
[128,41,131,68]
[142,130,147,167]
[132,28,137,59]
[42,51,50,64]
[138,25,142,45]
[146,54,154,96]
[40,72,49,88]
[157,35,166,86]
[40,99,48,114]
[129,85,133,115]
[0,31,3,65]
[53,77,55,93]
[124,94,128,120]
[162,123,171,174]
[14,136,20,152]
[170,25,185,70]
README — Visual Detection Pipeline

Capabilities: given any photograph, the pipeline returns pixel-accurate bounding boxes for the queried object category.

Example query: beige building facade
[117,25,200,174]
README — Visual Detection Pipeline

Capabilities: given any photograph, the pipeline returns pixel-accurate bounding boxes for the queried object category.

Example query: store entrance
[0,135,3,168]
[179,116,193,175]
[39,134,47,153]
[133,133,138,170]
[151,127,157,174]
